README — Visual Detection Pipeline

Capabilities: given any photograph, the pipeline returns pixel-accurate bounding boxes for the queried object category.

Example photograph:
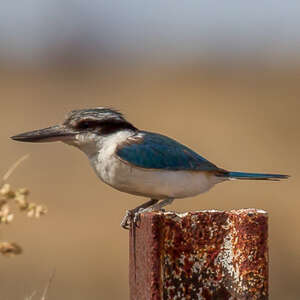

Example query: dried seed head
[0,155,47,257]
[0,242,22,257]
[0,200,7,209]
[0,184,15,198]
[0,203,10,217]
[0,202,14,224]
[14,193,29,210]
[6,214,14,223]
[34,205,47,218]
[27,203,47,218]
[18,188,30,196]
[27,209,34,218]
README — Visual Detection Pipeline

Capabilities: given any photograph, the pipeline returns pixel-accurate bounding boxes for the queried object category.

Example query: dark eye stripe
[76,120,100,129]
[75,118,138,134]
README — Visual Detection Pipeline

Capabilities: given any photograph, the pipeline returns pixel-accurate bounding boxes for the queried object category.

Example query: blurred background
[0,1,299,299]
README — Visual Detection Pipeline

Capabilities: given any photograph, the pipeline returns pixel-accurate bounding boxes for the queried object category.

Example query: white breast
[86,130,224,199]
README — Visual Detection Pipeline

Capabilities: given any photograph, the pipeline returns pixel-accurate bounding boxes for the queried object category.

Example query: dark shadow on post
[129,209,268,300]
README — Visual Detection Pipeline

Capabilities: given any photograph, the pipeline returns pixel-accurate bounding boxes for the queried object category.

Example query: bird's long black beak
[11,125,77,143]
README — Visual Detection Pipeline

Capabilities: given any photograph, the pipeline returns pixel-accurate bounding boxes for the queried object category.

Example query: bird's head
[11,108,137,154]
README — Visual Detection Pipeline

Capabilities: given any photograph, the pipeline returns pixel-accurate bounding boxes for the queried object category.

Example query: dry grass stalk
[25,291,37,300]
[41,270,56,300]
[24,271,55,300]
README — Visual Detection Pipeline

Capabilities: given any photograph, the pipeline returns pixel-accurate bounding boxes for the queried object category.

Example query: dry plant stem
[2,154,30,183]
[25,290,37,300]
[41,270,56,300]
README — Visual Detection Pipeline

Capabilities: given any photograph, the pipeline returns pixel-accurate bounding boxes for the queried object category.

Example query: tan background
[0,64,298,299]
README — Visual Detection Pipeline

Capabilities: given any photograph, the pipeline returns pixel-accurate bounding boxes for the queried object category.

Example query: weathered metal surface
[129,209,268,300]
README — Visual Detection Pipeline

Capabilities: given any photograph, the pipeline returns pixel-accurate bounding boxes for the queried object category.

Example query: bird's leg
[131,198,175,223]
[143,198,174,212]
[121,198,159,229]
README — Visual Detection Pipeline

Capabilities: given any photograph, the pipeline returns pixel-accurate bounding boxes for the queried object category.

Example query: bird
[11,107,289,229]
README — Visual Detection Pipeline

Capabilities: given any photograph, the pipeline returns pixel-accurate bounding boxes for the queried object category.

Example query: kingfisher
[11,107,288,228]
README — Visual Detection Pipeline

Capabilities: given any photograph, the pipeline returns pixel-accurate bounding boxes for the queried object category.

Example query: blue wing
[116,131,218,171]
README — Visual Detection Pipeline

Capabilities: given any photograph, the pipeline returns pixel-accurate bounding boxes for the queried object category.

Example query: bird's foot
[120,198,174,230]
[121,199,160,230]
[120,208,146,230]
[120,210,133,230]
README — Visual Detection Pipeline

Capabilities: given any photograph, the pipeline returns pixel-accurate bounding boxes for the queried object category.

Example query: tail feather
[220,171,289,181]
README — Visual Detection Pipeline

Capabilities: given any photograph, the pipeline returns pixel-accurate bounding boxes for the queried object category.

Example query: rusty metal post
[129,209,268,300]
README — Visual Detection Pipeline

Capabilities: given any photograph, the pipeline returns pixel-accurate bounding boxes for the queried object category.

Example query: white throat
[65,129,136,160]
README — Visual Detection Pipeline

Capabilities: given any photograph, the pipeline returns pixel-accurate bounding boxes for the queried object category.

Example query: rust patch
[129,209,268,300]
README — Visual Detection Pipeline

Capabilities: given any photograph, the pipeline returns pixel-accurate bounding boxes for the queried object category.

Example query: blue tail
[222,171,289,181]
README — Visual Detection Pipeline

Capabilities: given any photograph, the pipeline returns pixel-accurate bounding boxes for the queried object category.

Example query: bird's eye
[76,120,99,130]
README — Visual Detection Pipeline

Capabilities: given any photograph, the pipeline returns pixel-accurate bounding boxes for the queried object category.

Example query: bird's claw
[120,210,133,229]
[121,199,170,230]
[133,210,141,224]
[120,208,144,230]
